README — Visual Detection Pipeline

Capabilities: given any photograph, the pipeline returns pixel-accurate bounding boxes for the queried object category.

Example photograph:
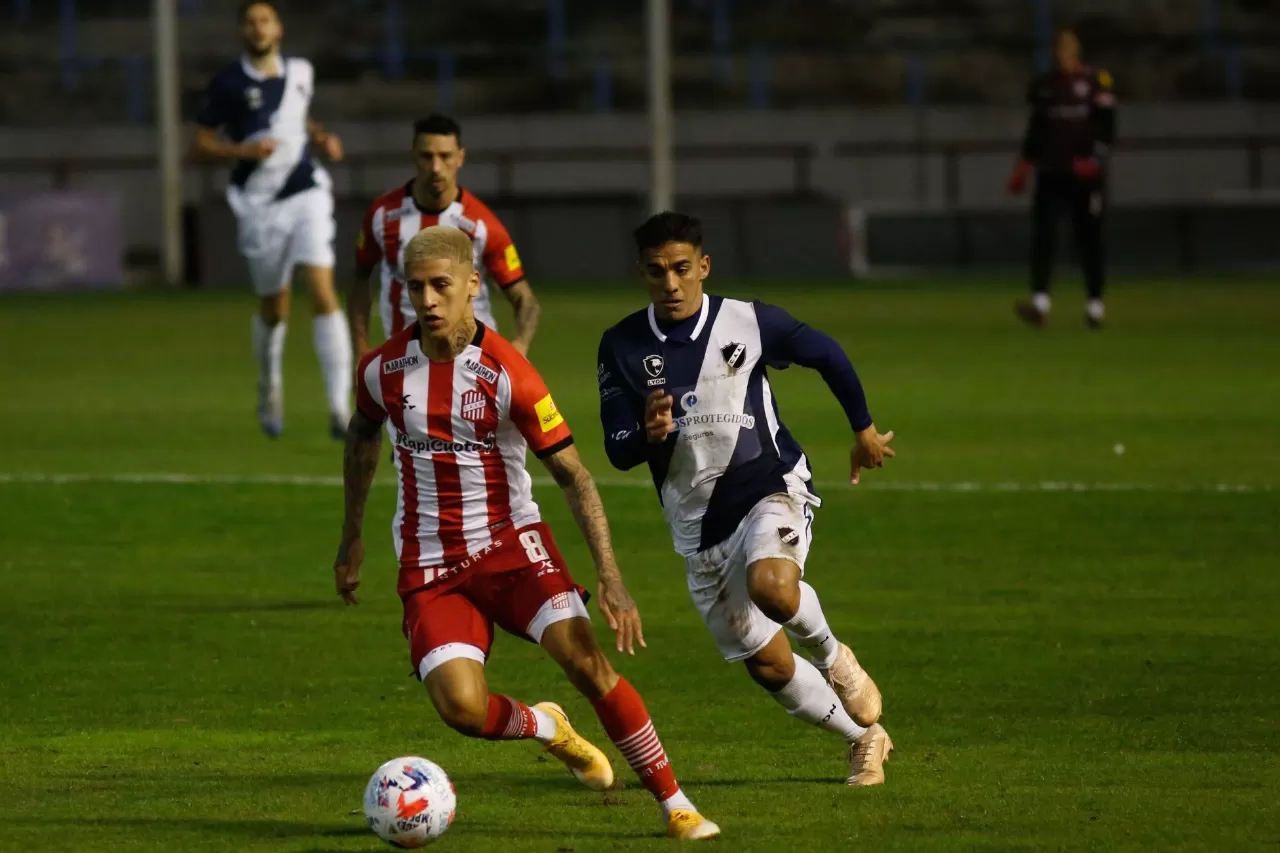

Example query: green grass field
[1,279,1278,852]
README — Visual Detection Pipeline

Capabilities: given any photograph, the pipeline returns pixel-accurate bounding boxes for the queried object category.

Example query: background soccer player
[333,225,719,841]
[349,113,541,359]
[189,1,352,438]
[1007,27,1117,329]
[597,212,896,786]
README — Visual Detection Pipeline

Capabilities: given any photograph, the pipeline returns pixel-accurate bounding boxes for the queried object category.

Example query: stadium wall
[2,103,1278,278]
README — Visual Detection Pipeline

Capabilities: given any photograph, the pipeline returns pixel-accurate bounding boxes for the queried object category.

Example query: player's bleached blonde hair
[403,225,474,272]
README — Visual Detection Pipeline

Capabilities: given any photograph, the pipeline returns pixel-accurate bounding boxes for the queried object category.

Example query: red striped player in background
[348,113,541,359]
[333,225,719,841]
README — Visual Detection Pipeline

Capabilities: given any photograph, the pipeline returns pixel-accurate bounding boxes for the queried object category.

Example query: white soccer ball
[363,756,457,848]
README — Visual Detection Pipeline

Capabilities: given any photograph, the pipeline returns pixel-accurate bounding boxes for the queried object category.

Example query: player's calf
[540,616,619,700]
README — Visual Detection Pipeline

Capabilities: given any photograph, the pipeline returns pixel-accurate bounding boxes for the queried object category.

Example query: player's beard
[243,37,277,59]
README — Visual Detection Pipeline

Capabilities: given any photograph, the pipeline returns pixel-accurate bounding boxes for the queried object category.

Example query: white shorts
[684,492,815,662]
[228,184,335,295]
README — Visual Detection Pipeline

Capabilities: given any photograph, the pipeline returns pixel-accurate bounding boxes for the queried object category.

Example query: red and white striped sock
[480,694,538,741]
[590,678,693,814]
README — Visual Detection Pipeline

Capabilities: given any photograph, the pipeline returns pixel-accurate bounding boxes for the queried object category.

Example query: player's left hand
[334,536,364,605]
[319,132,344,162]
[850,425,896,485]
[598,576,646,656]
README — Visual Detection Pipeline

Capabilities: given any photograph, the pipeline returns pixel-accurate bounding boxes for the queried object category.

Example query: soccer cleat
[847,723,893,786]
[257,386,283,439]
[1014,301,1046,328]
[1085,312,1104,331]
[533,702,615,791]
[822,643,882,726]
[667,809,721,840]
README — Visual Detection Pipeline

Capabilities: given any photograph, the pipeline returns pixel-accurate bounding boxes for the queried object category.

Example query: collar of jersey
[406,181,464,216]
[647,293,710,343]
[240,54,284,81]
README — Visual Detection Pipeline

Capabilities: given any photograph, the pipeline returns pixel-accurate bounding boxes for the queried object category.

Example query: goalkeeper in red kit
[1006,28,1117,329]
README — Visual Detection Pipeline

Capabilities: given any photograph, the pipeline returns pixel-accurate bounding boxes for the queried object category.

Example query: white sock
[771,654,867,743]
[784,581,840,670]
[659,789,696,818]
[1087,299,1105,320]
[312,310,353,420]
[530,706,557,745]
[251,315,287,397]
[1032,292,1051,314]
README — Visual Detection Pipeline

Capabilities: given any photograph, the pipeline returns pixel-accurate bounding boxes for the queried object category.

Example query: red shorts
[401,521,589,679]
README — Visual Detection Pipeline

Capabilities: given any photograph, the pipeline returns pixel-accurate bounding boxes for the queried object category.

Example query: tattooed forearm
[342,411,384,538]
[543,445,620,579]
[505,281,541,351]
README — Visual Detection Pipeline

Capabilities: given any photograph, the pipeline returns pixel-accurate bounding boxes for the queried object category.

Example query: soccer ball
[363,756,457,848]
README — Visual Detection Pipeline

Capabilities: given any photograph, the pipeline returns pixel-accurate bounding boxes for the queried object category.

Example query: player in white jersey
[349,114,541,359]
[190,1,352,439]
[598,212,897,786]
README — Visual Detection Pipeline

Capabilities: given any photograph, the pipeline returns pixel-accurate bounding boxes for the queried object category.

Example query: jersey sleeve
[506,356,573,457]
[194,74,231,130]
[355,202,382,271]
[1092,69,1117,151]
[598,333,649,471]
[479,214,526,289]
[755,301,873,433]
[355,350,387,424]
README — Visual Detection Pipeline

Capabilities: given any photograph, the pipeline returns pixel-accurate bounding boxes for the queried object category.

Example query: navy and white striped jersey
[195,56,324,204]
[598,294,872,556]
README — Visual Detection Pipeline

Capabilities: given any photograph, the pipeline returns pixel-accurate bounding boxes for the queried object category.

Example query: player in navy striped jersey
[597,212,896,785]
[190,1,351,439]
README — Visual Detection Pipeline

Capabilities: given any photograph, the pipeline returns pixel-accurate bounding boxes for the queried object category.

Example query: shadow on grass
[0,816,366,839]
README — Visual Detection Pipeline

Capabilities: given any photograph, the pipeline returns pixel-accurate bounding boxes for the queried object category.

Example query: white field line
[0,472,1270,493]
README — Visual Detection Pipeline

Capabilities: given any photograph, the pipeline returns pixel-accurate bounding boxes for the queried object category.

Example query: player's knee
[747,559,802,623]
[431,691,488,738]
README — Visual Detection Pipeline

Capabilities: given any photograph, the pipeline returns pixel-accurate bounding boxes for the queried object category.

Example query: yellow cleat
[847,723,893,786]
[667,809,721,840]
[533,702,615,791]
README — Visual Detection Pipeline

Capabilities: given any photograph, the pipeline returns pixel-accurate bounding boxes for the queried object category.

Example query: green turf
[1,279,1278,852]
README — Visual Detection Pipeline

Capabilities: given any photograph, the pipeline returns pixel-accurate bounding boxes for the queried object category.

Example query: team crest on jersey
[245,86,262,109]
[384,355,419,373]
[463,358,499,384]
[721,342,746,371]
[680,391,699,411]
[643,354,665,386]
[461,389,487,422]
[778,527,800,546]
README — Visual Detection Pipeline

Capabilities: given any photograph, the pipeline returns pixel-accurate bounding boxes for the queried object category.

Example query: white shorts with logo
[684,492,815,662]
[228,183,336,295]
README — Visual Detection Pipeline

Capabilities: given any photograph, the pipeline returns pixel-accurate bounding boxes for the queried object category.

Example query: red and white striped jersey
[355,322,573,598]
[356,182,525,337]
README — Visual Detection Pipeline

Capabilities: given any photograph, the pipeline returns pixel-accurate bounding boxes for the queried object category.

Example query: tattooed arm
[540,443,646,655]
[334,410,384,605]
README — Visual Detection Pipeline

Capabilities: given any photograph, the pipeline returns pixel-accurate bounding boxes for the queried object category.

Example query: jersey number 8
[519,530,550,563]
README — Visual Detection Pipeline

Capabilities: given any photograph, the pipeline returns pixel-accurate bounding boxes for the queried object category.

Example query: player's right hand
[644,390,674,443]
[240,138,279,161]
[851,426,896,486]
[334,536,364,606]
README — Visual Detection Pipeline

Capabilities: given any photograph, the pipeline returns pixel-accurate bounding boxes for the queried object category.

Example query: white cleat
[257,386,283,439]
[822,643,882,726]
[847,723,893,786]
